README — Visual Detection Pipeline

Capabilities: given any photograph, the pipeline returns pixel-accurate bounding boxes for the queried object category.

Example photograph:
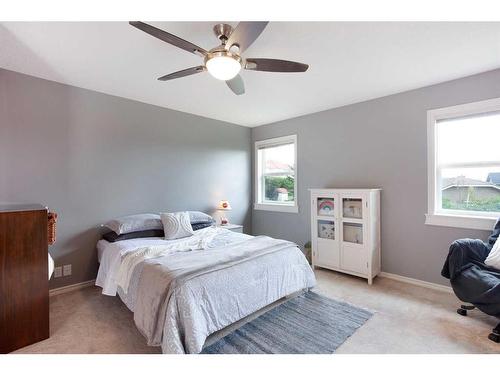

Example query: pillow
[191,221,215,231]
[161,211,194,240]
[486,238,500,270]
[104,214,162,235]
[102,229,165,243]
[188,211,214,224]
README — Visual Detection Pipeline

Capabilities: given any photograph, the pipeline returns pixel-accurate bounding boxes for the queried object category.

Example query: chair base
[457,305,499,343]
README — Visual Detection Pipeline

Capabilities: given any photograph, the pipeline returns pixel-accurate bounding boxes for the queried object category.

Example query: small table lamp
[217,200,232,225]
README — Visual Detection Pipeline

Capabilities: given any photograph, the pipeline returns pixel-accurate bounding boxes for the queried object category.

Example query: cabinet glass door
[318,220,335,240]
[342,198,363,219]
[317,197,335,217]
[342,222,363,244]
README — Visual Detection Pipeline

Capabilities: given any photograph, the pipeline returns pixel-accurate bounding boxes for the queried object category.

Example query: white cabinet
[310,189,381,284]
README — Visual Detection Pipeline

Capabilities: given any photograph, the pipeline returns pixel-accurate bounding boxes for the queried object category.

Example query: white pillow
[485,237,500,270]
[161,211,194,240]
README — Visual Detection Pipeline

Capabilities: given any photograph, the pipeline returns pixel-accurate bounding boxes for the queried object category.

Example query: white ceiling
[1,22,500,127]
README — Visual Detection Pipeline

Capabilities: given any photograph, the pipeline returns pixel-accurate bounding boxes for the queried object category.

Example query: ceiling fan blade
[226,75,245,95]
[129,21,207,56]
[157,66,206,81]
[245,58,309,73]
[225,22,268,53]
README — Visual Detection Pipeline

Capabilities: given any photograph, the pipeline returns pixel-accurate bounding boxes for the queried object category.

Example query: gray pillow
[188,211,214,224]
[103,229,165,242]
[191,221,215,231]
[104,214,163,235]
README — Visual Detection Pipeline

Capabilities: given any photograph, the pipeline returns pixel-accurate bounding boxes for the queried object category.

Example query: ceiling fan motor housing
[213,23,234,44]
[204,47,242,66]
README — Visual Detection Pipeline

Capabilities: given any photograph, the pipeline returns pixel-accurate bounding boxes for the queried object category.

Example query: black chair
[441,219,500,343]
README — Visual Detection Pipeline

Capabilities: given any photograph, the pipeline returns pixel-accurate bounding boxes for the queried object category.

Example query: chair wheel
[457,308,467,316]
[488,333,500,343]
[461,305,475,310]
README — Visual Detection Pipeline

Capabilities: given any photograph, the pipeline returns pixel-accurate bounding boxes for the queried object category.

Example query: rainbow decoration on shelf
[318,199,335,216]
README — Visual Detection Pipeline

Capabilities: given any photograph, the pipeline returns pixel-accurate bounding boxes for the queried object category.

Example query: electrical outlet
[63,264,72,276]
[54,266,62,278]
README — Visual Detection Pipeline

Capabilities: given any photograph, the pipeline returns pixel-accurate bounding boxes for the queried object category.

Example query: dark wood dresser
[0,204,49,353]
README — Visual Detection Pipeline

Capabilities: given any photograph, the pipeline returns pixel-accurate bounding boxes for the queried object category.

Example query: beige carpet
[13,269,500,354]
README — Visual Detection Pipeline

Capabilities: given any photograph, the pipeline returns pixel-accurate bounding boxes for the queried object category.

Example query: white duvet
[95,227,316,353]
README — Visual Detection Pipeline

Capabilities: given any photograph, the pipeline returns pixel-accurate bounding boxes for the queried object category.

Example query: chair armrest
[442,239,490,280]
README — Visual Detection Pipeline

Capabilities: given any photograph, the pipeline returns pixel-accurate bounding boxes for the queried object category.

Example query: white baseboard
[379,272,453,294]
[49,279,96,297]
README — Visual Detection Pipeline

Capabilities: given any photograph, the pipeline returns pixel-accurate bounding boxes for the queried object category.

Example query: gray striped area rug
[201,291,372,354]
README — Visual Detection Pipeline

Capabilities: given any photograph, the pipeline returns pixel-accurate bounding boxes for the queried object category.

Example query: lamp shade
[217,200,232,210]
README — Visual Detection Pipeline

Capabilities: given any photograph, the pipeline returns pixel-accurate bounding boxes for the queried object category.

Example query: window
[426,98,500,230]
[254,135,298,213]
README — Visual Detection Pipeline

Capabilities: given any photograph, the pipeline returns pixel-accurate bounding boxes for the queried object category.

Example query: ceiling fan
[129,21,309,95]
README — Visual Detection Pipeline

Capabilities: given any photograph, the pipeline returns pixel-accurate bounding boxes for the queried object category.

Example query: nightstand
[218,224,243,233]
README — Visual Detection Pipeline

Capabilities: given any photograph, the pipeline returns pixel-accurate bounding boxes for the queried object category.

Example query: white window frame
[254,134,298,213]
[426,97,500,230]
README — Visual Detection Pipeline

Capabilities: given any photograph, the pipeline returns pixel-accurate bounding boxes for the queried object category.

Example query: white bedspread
[95,228,316,353]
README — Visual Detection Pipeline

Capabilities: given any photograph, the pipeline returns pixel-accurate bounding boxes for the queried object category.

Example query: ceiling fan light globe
[206,55,241,81]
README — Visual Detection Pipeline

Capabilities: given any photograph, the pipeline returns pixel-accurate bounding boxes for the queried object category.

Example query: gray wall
[0,68,251,289]
[252,68,500,286]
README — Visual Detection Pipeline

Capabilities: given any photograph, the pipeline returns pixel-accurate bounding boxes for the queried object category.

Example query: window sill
[254,203,299,213]
[425,213,496,231]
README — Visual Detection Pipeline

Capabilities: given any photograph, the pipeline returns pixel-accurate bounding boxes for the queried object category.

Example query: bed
[95,226,316,354]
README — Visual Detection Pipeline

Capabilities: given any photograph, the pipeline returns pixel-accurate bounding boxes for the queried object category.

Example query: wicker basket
[48,212,57,245]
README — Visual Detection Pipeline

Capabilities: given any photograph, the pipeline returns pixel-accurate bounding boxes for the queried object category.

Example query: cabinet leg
[368,277,373,285]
